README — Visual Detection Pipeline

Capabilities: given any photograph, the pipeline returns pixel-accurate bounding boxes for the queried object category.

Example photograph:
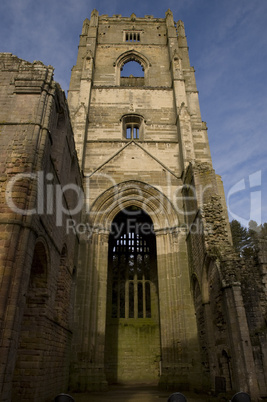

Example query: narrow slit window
[133,127,139,139]
[138,282,143,318]
[120,281,125,318]
[145,282,151,318]
[129,282,134,318]
[126,127,132,139]
[126,125,139,140]
[125,31,141,42]
[112,282,118,318]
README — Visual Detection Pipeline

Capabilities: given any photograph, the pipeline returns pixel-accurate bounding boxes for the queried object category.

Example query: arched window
[12,240,50,399]
[115,50,150,86]
[121,60,144,78]
[27,241,48,301]
[220,350,232,391]
[120,59,144,86]
[121,114,144,140]
[107,207,157,319]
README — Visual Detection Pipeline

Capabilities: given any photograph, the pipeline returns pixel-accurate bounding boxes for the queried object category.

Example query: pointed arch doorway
[104,206,161,384]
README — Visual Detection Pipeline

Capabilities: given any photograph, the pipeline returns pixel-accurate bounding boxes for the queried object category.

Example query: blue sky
[1,0,266,227]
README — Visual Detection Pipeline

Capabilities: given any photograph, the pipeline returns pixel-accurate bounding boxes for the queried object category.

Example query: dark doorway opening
[105,207,161,384]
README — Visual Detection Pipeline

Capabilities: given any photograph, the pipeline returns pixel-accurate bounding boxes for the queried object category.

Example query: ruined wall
[0,53,82,401]
[184,162,266,400]
[238,240,267,396]
[67,11,267,397]
[0,8,265,401]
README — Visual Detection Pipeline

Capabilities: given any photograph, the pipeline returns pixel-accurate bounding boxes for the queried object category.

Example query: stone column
[68,10,98,169]
[156,229,202,390]
[71,229,109,391]
[0,59,56,400]
[202,301,218,391]
[223,282,260,399]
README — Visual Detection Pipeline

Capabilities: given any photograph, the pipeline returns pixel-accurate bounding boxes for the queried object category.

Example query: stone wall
[1,9,266,401]
[238,240,267,396]
[184,162,265,400]
[0,53,82,401]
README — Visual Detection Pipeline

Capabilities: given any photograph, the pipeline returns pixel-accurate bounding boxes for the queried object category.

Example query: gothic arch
[191,257,223,307]
[114,50,151,85]
[105,206,160,382]
[87,181,183,384]
[76,180,201,390]
[12,238,50,399]
[89,180,179,233]
[28,238,50,290]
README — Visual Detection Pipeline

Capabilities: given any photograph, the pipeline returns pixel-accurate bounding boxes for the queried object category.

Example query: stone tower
[0,9,266,402]
[68,8,209,391]
[67,10,267,399]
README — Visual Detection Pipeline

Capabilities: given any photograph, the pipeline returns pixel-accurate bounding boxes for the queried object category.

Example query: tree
[230,219,261,262]
[230,219,250,256]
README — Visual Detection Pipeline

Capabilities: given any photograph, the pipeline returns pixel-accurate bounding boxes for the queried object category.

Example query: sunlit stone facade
[0,9,266,402]
[67,10,266,400]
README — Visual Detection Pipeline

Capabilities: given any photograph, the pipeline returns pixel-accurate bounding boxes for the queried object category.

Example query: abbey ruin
[0,9,266,402]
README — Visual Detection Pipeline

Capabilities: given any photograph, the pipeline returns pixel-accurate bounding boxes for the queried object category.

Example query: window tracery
[114,50,150,86]
[108,208,157,320]
[121,114,144,140]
